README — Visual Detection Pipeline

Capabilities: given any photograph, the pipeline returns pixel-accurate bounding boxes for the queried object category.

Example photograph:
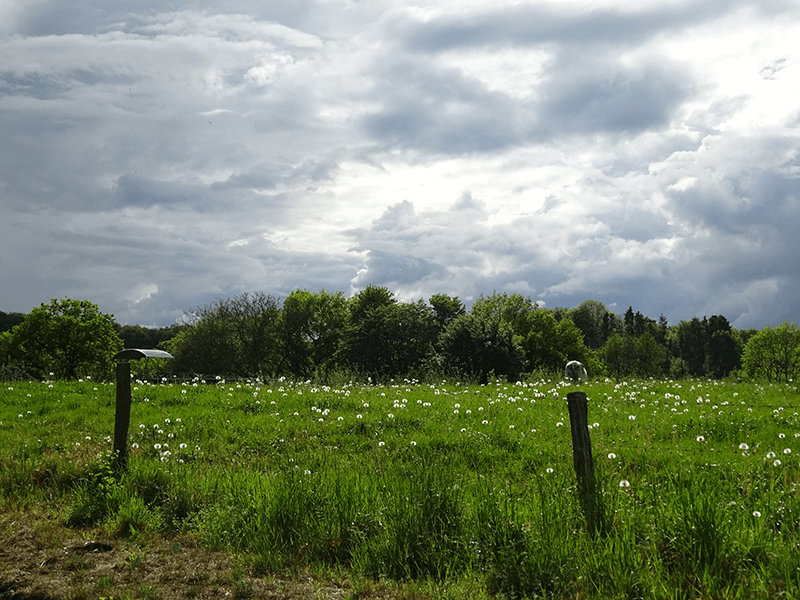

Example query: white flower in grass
[774,459,782,467]
[753,511,762,518]
[628,415,636,421]
[356,414,362,419]
[696,436,705,442]
[482,420,488,425]
[767,452,776,459]
[546,468,554,474]
[131,443,139,449]
[784,448,792,455]
[739,443,749,450]
[180,443,187,449]
[779,433,786,438]
[593,422,599,428]
[411,441,417,446]
[154,443,162,450]
[619,480,630,488]
[378,441,385,447]
[608,453,617,459]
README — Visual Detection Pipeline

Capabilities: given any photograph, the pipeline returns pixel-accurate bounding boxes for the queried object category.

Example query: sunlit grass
[1,375,799,598]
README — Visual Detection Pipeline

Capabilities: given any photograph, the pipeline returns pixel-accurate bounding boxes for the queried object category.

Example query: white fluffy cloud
[1,0,799,328]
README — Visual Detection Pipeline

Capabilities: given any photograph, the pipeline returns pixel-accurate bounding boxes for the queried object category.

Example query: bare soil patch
[0,510,402,600]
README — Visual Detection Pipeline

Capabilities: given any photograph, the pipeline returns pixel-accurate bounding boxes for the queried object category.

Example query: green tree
[438,312,524,383]
[523,309,564,372]
[115,323,185,350]
[437,292,532,383]
[676,318,707,377]
[341,294,436,381]
[2,298,123,380]
[569,299,617,349]
[742,322,800,383]
[635,333,668,378]
[0,311,24,333]
[600,332,667,378]
[168,292,282,377]
[704,316,741,379]
[280,289,349,378]
[600,333,636,378]
[429,294,465,331]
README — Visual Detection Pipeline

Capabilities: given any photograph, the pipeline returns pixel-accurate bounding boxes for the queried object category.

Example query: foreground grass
[1,375,800,599]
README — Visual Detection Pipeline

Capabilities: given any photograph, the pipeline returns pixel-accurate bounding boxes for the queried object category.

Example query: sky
[1,0,799,329]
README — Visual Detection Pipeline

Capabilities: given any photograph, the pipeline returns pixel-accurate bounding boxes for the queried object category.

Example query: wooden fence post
[113,359,132,472]
[112,349,174,472]
[566,391,601,535]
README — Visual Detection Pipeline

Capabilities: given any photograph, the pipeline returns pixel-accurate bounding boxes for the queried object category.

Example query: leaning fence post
[112,349,173,471]
[566,390,601,535]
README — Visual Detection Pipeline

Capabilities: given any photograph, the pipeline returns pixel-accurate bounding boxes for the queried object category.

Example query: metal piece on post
[113,349,173,471]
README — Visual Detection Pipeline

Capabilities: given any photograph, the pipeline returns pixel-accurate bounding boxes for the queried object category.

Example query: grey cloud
[359,58,527,153]
[359,46,692,153]
[534,59,692,136]
[112,174,210,209]
[213,157,339,191]
[397,1,792,53]
[351,250,447,291]
[9,0,317,36]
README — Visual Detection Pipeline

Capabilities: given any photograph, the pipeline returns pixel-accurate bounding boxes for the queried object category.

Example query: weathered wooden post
[113,349,173,471]
[566,390,601,536]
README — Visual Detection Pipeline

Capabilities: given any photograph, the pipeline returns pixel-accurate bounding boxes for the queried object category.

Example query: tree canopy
[2,291,795,384]
[0,299,122,380]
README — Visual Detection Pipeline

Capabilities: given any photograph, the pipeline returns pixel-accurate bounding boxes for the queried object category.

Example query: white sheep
[564,360,588,382]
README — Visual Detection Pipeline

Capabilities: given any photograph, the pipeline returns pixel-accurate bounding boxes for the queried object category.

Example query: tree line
[1,291,799,383]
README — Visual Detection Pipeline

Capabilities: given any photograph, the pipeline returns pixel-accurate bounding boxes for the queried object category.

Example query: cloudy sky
[2,0,799,329]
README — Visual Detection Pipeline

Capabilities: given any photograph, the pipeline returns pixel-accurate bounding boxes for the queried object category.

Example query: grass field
[1,375,800,599]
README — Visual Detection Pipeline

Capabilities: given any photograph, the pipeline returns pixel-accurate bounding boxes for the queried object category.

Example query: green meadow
[2,375,800,599]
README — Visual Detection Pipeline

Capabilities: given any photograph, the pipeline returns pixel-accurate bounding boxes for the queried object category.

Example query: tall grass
[1,376,799,597]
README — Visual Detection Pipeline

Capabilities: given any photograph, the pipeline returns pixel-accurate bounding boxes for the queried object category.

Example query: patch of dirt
[0,511,397,600]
